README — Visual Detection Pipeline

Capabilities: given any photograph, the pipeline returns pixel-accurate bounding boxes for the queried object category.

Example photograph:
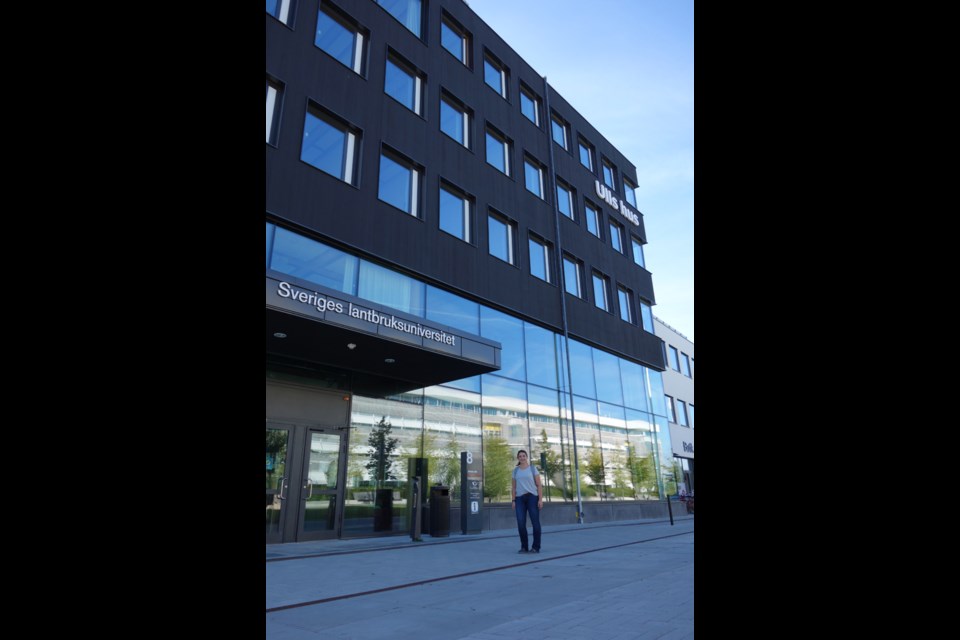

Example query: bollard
[666,492,674,526]
[410,476,422,541]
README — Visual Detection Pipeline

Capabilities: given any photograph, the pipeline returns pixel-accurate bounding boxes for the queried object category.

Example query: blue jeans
[515,493,541,551]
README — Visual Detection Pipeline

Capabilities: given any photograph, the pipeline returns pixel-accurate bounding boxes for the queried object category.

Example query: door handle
[306,480,313,499]
[279,477,287,500]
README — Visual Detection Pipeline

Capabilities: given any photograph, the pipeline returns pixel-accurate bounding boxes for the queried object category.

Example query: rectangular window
[376,0,422,38]
[609,220,624,253]
[266,0,295,25]
[440,13,469,65]
[384,53,423,115]
[676,400,688,427]
[623,177,638,208]
[301,104,359,184]
[484,54,508,98]
[631,237,645,268]
[315,4,366,75]
[639,300,653,332]
[578,137,594,172]
[668,346,680,371]
[602,159,617,189]
[664,395,676,422]
[378,149,421,217]
[488,211,516,265]
[524,156,544,198]
[563,255,582,297]
[266,77,283,145]
[485,127,511,176]
[520,84,541,126]
[440,92,470,147]
[529,235,552,283]
[688,404,694,429]
[556,179,574,220]
[617,285,633,323]
[592,272,610,311]
[439,182,472,242]
[551,114,568,150]
[680,353,691,377]
[585,200,601,238]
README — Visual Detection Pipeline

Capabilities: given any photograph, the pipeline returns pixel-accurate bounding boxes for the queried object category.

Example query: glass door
[265,425,292,544]
[297,429,346,541]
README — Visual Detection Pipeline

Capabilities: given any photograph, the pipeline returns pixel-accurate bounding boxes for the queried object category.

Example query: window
[680,353,691,377]
[266,0,296,26]
[563,255,582,297]
[439,92,470,147]
[315,4,366,74]
[378,149,421,216]
[484,54,508,99]
[440,13,469,65]
[639,300,653,332]
[585,200,601,238]
[528,235,552,283]
[439,183,472,243]
[266,76,283,145]
[592,272,610,311]
[485,127,511,176]
[301,104,359,184]
[623,177,638,208]
[631,237,645,268]
[551,114,568,150]
[609,220,624,253]
[617,285,633,323]
[688,404,695,429]
[578,137,594,172]
[676,400,688,427]
[488,211,516,265]
[524,156,544,198]
[668,346,680,371]
[520,85,541,126]
[556,179,574,220]
[664,395,676,422]
[384,53,423,115]
[602,159,617,189]
[375,0,422,38]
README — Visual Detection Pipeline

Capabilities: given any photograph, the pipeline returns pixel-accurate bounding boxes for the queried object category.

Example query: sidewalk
[267,516,694,639]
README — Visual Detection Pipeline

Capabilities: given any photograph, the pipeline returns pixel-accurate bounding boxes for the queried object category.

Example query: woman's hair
[516,449,527,466]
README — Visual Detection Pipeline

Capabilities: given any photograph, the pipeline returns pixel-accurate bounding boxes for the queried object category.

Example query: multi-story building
[654,316,695,493]
[266,0,676,543]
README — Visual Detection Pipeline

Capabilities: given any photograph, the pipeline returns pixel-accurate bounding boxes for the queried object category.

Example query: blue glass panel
[377,0,421,37]
[315,10,355,69]
[609,223,622,252]
[527,384,560,419]
[481,374,528,446]
[598,402,626,430]
[586,206,599,236]
[524,161,541,196]
[426,286,479,334]
[480,305,525,381]
[301,111,346,179]
[625,184,637,207]
[632,238,645,267]
[439,188,466,240]
[567,339,596,399]
[640,301,654,332]
[603,164,614,187]
[265,222,275,268]
[266,1,279,18]
[687,404,694,428]
[524,322,558,389]
[488,215,509,262]
[486,133,505,173]
[579,143,592,169]
[521,93,536,123]
[646,368,667,418]
[592,348,623,406]
[573,395,598,426]
[592,275,607,310]
[378,154,412,213]
[271,227,358,294]
[440,100,463,144]
[484,60,502,94]
[528,239,547,282]
[441,23,463,61]
[563,258,579,296]
[618,289,631,322]
[557,185,571,217]
[385,60,415,110]
[443,375,481,393]
[619,359,648,411]
[551,119,565,147]
[358,259,424,316]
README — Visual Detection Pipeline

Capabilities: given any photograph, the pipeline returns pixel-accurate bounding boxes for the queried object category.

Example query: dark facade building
[266,0,675,544]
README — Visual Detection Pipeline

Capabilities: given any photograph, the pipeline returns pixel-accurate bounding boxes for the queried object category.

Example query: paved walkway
[266,516,694,639]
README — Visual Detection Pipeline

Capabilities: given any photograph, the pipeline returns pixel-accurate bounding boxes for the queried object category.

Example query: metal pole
[411,476,422,541]
[542,75,583,524]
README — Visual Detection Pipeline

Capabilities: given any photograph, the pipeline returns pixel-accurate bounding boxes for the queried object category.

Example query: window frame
[266,75,284,146]
[592,271,611,312]
[676,400,688,427]
[384,49,424,115]
[488,210,517,265]
[680,353,691,377]
[374,0,424,39]
[578,136,595,172]
[631,236,646,268]
[668,346,680,371]
[584,199,602,238]
[440,11,470,66]
[563,254,583,298]
[556,178,575,220]
[519,83,541,127]
[377,146,422,217]
[523,155,545,199]
[623,176,638,208]
[483,52,509,99]
[601,158,617,190]
[314,3,367,75]
[551,113,569,150]
[664,395,676,423]
[609,219,624,254]
[266,0,297,27]
[617,285,634,323]
[300,101,360,185]
[528,234,552,284]
[439,90,471,148]
[485,126,511,176]
[438,180,473,243]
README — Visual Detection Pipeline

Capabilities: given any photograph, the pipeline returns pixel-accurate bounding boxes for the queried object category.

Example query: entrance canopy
[266,275,501,396]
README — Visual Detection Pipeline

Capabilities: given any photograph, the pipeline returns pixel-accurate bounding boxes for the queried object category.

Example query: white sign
[595,180,640,226]
[471,501,479,514]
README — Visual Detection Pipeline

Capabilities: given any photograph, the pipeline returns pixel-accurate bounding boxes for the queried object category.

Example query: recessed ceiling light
[384,358,395,364]
[273,332,287,339]
[347,343,357,350]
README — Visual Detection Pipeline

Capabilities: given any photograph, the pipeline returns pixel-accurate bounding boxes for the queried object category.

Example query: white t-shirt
[512,465,539,498]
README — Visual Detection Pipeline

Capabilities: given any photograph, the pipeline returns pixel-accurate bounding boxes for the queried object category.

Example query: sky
[467,0,694,342]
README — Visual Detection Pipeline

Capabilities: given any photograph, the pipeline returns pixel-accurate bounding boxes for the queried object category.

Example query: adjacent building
[654,316,695,493]
[267,0,677,542]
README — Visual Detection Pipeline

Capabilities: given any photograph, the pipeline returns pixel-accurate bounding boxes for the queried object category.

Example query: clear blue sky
[468,0,694,342]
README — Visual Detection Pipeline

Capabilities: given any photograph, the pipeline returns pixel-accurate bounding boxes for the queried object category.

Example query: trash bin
[429,485,450,537]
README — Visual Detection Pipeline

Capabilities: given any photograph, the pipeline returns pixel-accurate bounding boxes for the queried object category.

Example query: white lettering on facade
[277,282,456,346]
[594,179,640,226]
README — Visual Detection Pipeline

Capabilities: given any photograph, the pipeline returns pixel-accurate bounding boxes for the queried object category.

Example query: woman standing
[511,450,543,553]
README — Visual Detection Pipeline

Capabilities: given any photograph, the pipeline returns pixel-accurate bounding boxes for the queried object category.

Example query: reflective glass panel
[426,285,479,334]
[619,359,648,412]
[524,321,559,389]
[377,0,421,37]
[270,226,358,294]
[567,339,596,399]
[585,203,600,236]
[301,111,347,180]
[385,60,416,111]
[521,92,537,124]
[441,22,465,62]
[316,9,356,69]
[439,187,468,241]
[484,59,502,95]
[480,305,525,381]
[440,99,464,144]
[524,161,541,197]
[592,348,623,406]
[529,238,548,282]
[358,259,425,316]
[379,154,414,214]
[486,132,506,173]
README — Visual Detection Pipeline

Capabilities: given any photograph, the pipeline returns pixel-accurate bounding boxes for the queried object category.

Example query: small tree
[584,436,606,497]
[534,429,561,501]
[482,436,513,502]
[365,417,399,490]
